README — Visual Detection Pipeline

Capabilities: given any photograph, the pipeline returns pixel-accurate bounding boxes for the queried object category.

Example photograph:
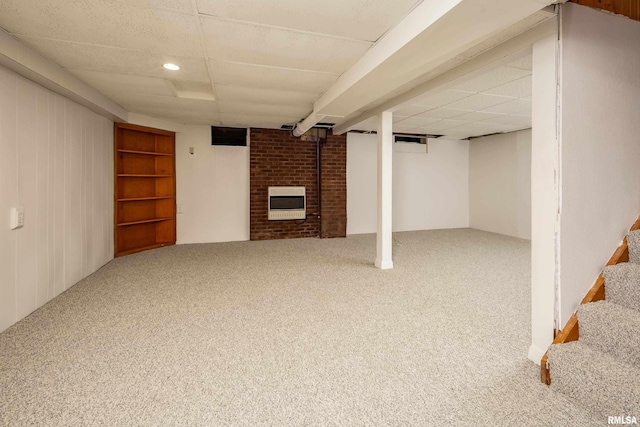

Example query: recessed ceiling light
[163,63,180,71]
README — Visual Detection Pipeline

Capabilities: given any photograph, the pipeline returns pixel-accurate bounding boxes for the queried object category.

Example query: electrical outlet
[10,207,24,230]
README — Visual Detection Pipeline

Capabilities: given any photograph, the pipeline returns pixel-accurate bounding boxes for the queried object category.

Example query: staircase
[545,228,640,419]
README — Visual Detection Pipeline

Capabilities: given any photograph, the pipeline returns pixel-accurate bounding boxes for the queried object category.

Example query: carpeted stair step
[578,300,640,368]
[603,262,640,313]
[627,229,640,264]
[548,341,640,418]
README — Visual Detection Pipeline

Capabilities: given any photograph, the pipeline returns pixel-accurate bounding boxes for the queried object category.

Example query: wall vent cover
[211,126,247,146]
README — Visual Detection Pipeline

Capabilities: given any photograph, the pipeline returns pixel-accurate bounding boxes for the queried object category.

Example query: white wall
[0,65,113,333]
[175,125,250,244]
[558,3,640,325]
[347,133,469,234]
[469,129,531,240]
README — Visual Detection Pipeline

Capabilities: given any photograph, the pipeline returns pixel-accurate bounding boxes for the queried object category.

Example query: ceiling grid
[0,0,551,135]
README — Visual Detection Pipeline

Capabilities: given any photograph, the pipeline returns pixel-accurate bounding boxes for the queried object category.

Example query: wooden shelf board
[115,122,176,258]
[115,242,175,257]
[117,217,174,227]
[117,174,173,178]
[117,196,175,202]
[117,149,173,156]
[115,122,175,137]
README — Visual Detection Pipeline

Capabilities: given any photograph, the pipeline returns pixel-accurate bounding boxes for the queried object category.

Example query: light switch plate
[10,207,24,230]
[189,147,195,158]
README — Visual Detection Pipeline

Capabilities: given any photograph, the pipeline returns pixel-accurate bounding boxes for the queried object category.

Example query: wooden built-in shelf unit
[114,123,176,257]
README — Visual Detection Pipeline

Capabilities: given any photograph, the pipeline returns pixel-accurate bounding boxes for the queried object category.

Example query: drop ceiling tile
[483,75,532,98]
[432,119,468,130]
[411,90,474,108]
[352,117,378,131]
[511,114,532,121]
[196,0,419,42]
[500,124,532,133]
[1,1,203,57]
[394,116,442,128]
[455,67,531,93]
[171,81,215,100]
[451,111,506,123]
[481,99,531,115]
[112,0,193,13]
[143,110,220,125]
[17,36,211,82]
[71,70,175,98]
[393,125,420,134]
[220,113,300,129]
[115,93,217,111]
[445,93,513,112]
[173,81,214,93]
[508,54,533,71]
[117,94,219,124]
[412,126,444,135]
[392,115,409,123]
[480,114,527,125]
[217,101,310,119]
[136,0,193,13]
[510,117,532,128]
[215,84,317,107]
[416,108,467,120]
[77,0,195,13]
[200,16,372,73]
[449,122,505,133]
[440,134,472,141]
[391,104,433,117]
[518,103,532,116]
[209,61,338,93]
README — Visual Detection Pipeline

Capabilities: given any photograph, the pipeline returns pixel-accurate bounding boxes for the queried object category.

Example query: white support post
[375,111,394,270]
[529,32,560,365]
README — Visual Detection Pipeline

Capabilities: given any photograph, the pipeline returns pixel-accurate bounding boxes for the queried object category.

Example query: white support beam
[0,28,127,122]
[375,111,394,270]
[333,17,557,135]
[314,0,554,120]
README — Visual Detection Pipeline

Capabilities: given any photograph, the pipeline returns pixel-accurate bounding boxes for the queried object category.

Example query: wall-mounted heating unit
[268,186,306,220]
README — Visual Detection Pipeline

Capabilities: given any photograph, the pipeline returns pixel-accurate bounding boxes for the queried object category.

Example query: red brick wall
[250,128,346,240]
[320,133,347,238]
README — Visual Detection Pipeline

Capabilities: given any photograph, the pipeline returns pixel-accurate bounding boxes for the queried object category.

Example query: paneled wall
[0,65,114,333]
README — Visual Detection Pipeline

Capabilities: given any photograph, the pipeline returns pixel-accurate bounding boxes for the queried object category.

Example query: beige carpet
[0,229,601,426]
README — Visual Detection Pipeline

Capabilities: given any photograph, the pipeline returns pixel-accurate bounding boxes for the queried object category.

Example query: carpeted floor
[0,229,602,426]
